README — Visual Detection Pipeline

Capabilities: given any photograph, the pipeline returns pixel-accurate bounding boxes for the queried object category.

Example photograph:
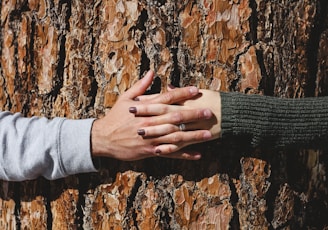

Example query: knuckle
[172,133,182,143]
[190,131,201,141]
[195,109,203,119]
[195,132,203,141]
[138,105,150,115]
[162,105,169,113]
[144,105,151,115]
[166,145,177,154]
[169,124,177,132]
[167,146,174,153]
[162,93,174,104]
[195,131,206,141]
[158,105,168,115]
[144,147,155,155]
[172,112,183,123]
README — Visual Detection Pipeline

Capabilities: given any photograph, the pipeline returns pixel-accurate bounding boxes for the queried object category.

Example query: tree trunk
[0,0,327,229]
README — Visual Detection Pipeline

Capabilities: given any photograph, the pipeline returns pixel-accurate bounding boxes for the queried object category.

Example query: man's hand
[91,71,213,161]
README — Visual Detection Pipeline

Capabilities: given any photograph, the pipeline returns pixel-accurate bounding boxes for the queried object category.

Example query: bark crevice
[305,0,327,97]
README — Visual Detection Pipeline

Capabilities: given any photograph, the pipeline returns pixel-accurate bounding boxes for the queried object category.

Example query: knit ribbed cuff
[220,92,328,149]
[220,92,236,138]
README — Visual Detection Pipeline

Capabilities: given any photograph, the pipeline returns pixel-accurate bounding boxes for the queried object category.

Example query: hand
[181,90,221,139]
[91,71,213,161]
[135,89,222,140]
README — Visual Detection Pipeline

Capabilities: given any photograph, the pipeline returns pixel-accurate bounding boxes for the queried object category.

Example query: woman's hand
[91,71,213,161]
[135,89,222,141]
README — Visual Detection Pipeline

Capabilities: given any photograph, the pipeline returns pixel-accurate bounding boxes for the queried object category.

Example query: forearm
[0,111,97,181]
[220,92,328,149]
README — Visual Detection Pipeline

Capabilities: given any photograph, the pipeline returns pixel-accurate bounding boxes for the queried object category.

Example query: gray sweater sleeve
[0,111,97,181]
[220,92,328,149]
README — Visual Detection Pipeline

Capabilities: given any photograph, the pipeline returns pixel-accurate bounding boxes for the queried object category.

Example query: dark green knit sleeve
[220,92,328,149]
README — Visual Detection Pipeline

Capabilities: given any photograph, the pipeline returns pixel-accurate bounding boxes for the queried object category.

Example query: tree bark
[0,0,327,229]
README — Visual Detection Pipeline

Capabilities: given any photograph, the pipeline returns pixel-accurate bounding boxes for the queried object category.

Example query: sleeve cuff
[59,118,98,176]
[220,92,236,138]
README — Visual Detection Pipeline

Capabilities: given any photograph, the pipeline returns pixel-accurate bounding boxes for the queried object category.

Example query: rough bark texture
[1,0,328,229]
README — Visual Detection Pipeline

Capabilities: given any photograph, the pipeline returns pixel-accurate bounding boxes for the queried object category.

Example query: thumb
[123,70,155,99]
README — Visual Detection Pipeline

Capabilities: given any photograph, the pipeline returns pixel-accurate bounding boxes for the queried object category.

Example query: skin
[134,88,222,151]
[91,71,214,161]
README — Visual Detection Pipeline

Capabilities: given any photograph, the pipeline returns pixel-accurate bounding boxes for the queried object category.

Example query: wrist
[199,90,222,139]
[212,91,222,139]
[91,119,105,158]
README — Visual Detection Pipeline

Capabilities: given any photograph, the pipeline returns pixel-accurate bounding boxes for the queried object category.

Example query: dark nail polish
[137,129,145,136]
[133,97,140,101]
[129,107,137,113]
[168,84,175,89]
[155,149,162,155]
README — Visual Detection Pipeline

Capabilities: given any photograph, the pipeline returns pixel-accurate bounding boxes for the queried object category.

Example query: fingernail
[193,154,202,160]
[189,86,198,95]
[203,131,212,140]
[203,109,212,119]
[168,84,175,89]
[129,107,137,113]
[133,97,140,101]
[155,149,162,155]
[137,129,145,136]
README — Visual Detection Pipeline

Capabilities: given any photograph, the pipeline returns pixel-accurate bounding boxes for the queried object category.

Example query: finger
[153,130,212,149]
[147,86,199,104]
[145,109,213,126]
[134,93,160,102]
[137,124,179,137]
[135,86,197,103]
[139,120,215,137]
[130,104,180,116]
[158,150,202,160]
[123,70,154,99]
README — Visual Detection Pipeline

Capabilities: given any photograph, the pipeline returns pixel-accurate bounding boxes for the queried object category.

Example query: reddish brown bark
[0,0,327,229]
